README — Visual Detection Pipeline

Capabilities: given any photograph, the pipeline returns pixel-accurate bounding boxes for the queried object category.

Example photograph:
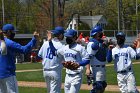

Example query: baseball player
[49,29,86,93]
[64,26,112,93]
[0,24,39,93]
[84,26,109,93]
[38,26,65,93]
[107,31,140,93]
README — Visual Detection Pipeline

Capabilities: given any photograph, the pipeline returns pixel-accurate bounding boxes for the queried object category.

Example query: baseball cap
[91,26,103,36]
[64,29,77,37]
[2,24,17,32]
[116,31,125,38]
[52,26,65,35]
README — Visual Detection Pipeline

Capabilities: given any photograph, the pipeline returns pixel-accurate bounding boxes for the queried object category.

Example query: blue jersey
[0,37,36,78]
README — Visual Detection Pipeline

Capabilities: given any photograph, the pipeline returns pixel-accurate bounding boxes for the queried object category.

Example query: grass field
[16,62,42,70]
[16,62,140,85]
[19,87,120,93]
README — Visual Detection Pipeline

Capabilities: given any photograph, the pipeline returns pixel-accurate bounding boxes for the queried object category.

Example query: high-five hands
[62,61,80,70]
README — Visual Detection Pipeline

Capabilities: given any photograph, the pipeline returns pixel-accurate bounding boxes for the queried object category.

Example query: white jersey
[38,38,64,70]
[57,43,86,74]
[86,42,106,65]
[112,45,140,72]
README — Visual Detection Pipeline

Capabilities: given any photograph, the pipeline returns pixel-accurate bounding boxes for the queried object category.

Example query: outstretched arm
[47,31,57,56]
[8,31,39,53]
[106,45,113,62]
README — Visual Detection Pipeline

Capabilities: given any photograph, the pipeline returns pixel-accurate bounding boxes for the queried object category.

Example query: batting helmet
[91,26,103,36]
[2,24,17,32]
[116,31,125,38]
[64,29,77,37]
[52,26,65,35]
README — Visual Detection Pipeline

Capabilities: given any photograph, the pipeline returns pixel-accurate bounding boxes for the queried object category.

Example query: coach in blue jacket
[0,24,39,93]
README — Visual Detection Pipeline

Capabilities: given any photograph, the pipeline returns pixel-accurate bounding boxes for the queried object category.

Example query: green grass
[16,62,140,85]
[16,67,117,84]
[133,64,140,85]
[17,71,44,82]
[16,62,42,70]
[19,87,120,93]
[106,66,117,85]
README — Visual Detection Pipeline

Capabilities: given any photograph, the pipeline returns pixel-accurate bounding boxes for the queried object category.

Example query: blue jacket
[0,37,36,79]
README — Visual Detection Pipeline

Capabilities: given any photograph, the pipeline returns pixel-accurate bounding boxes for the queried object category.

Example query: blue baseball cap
[52,26,65,35]
[64,29,77,37]
[91,26,103,36]
[2,24,17,32]
[116,31,125,38]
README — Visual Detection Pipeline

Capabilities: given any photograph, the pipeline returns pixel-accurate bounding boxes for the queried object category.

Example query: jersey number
[124,54,128,64]
[125,59,127,64]
[46,48,53,59]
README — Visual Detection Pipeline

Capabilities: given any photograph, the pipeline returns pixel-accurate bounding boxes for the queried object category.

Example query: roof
[15,34,33,39]
[67,15,107,29]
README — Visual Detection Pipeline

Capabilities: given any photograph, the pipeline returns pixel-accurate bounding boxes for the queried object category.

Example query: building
[67,15,107,30]
[67,15,108,36]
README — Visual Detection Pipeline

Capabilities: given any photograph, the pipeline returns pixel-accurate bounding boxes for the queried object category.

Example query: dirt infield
[18,81,140,92]
[18,81,118,91]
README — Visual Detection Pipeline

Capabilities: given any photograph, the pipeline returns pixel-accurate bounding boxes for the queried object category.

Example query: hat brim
[2,29,18,32]
[91,32,97,36]
[64,33,73,37]
[51,30,65,35]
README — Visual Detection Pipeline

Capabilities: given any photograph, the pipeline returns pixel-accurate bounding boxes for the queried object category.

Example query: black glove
[87,73,94,85]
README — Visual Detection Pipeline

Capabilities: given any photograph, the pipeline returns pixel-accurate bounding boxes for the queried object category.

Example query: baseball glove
[62,61,79,70]
[131,38,140,48]
[136,38,140,48]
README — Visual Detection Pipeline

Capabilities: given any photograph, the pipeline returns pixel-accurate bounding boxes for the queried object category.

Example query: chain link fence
[78,30,138,45]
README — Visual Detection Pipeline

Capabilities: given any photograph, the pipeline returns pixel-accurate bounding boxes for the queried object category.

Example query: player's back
[38,38,64,70]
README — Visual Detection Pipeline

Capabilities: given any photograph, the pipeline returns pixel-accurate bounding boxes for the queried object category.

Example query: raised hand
[132,39,138,48]
[136,38,140,48]
[47,30,52,41]
[33,31,39,39]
